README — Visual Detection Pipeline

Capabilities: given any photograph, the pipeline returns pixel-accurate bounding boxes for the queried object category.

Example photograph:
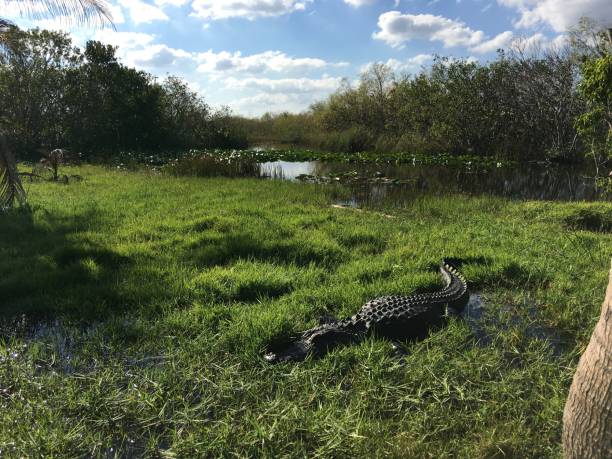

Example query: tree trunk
[0,131,27,209]
[563,261,612,458]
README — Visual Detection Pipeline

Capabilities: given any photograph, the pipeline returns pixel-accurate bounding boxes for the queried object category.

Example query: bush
[321,128,374,153]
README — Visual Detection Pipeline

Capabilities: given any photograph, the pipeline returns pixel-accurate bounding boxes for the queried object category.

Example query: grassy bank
[1,166,611,457]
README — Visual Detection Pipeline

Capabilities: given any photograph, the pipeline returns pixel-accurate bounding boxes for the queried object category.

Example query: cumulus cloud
[229,92,322,115]
[498,0,612,32]
[196,50,347,75]
[373,11,485,48]
[190,0,312,21]
[87,31,346,84]
[155,0,189,6]
[510,32,569,52]
[225,76,344,115]
[224,76,342,94]
[91,30,157,49]
[129,44,193,67]
[361,54,434,74]
[118,0,168,24]
[468,30,514,53]
[106,4,126,24]
[344,0,375,6]
[84,31,343,116]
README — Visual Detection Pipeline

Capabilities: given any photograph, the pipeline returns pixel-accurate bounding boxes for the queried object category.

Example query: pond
[156,149,609,205]
[259,159,608,205]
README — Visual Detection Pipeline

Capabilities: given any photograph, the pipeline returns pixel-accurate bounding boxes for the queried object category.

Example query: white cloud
[196,50,347,75]
[129,44,194,67]
[82,32,343,116]
[373,11,485,48]
[402,53,434,68]
[510,32,569,52]
[155,0,189,6]
[118,0,169,24]
[88,31,200,69]
[344,0,375,6]
[190,0,312,21]
[469,30,514,53]
[498,0,612,32]
[224,76,342,94]
[91,30,157,49]
[361,54,434,74]
[107,4,126,24]
[230,92,315,115]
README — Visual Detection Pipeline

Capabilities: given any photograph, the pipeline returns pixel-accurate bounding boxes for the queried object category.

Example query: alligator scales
[265,261,469,363]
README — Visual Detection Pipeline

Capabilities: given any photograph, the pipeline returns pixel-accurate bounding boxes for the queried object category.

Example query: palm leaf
[0,0,112,27]
[0,133,26,209]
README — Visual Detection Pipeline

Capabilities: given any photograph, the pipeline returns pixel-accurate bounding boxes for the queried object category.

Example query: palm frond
[0,0,113,27]
[0,133,26,210]
[0,18,15,28]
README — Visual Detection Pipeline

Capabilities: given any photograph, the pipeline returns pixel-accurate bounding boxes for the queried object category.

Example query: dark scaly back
[264,260,469,363]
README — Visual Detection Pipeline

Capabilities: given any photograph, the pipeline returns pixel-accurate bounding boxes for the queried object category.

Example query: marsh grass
[1,166,611,457]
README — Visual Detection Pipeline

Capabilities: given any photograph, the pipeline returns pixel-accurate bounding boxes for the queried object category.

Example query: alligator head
[264,339,311,363]
[265,324,356,363]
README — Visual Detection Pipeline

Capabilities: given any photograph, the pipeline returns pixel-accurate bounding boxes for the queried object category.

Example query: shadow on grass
[563,208,612,233]
[471,262,552,290]
[429,257,551,291]
[0,208,137,321]
[188,232,344,269]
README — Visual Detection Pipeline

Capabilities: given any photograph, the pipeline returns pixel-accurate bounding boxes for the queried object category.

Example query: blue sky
[4,0,612,115]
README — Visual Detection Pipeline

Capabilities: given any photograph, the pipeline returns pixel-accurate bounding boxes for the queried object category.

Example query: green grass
[1,166,611,457]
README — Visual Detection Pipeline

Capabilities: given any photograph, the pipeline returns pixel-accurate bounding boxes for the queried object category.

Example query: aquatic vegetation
[163,153,261,178]
[111,148,516,170]
[295,171,416,185]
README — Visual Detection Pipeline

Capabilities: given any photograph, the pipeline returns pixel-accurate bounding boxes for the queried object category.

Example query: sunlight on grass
[1,166,611,456]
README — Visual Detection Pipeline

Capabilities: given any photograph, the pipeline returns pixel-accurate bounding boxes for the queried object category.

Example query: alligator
[265,261,469,363]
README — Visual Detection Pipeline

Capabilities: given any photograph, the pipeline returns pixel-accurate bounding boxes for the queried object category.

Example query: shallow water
[259,160,607,204]
[259,161,316,180]
[461,293,565,356]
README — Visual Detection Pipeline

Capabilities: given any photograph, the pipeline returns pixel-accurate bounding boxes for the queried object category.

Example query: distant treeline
[0,28,247,160]
[234,21,612,162]
[1,22,610,163]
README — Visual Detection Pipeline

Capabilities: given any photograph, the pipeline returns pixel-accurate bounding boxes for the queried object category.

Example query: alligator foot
[318,315,338,325]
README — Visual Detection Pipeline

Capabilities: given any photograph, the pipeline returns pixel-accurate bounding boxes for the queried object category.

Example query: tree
[359,63,395,134]
[0,0,111,209]
[568,18,612,61]
[563,260,612,458]
[1,28,80,156]
[160,76,210,148]
[64,40,166,153]
[576,53,612,172]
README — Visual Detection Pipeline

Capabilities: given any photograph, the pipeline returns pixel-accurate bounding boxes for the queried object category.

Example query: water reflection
[461,293,565,356]
[258,160,605,203]
[169,154,607,203]
[259,161,316,180]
